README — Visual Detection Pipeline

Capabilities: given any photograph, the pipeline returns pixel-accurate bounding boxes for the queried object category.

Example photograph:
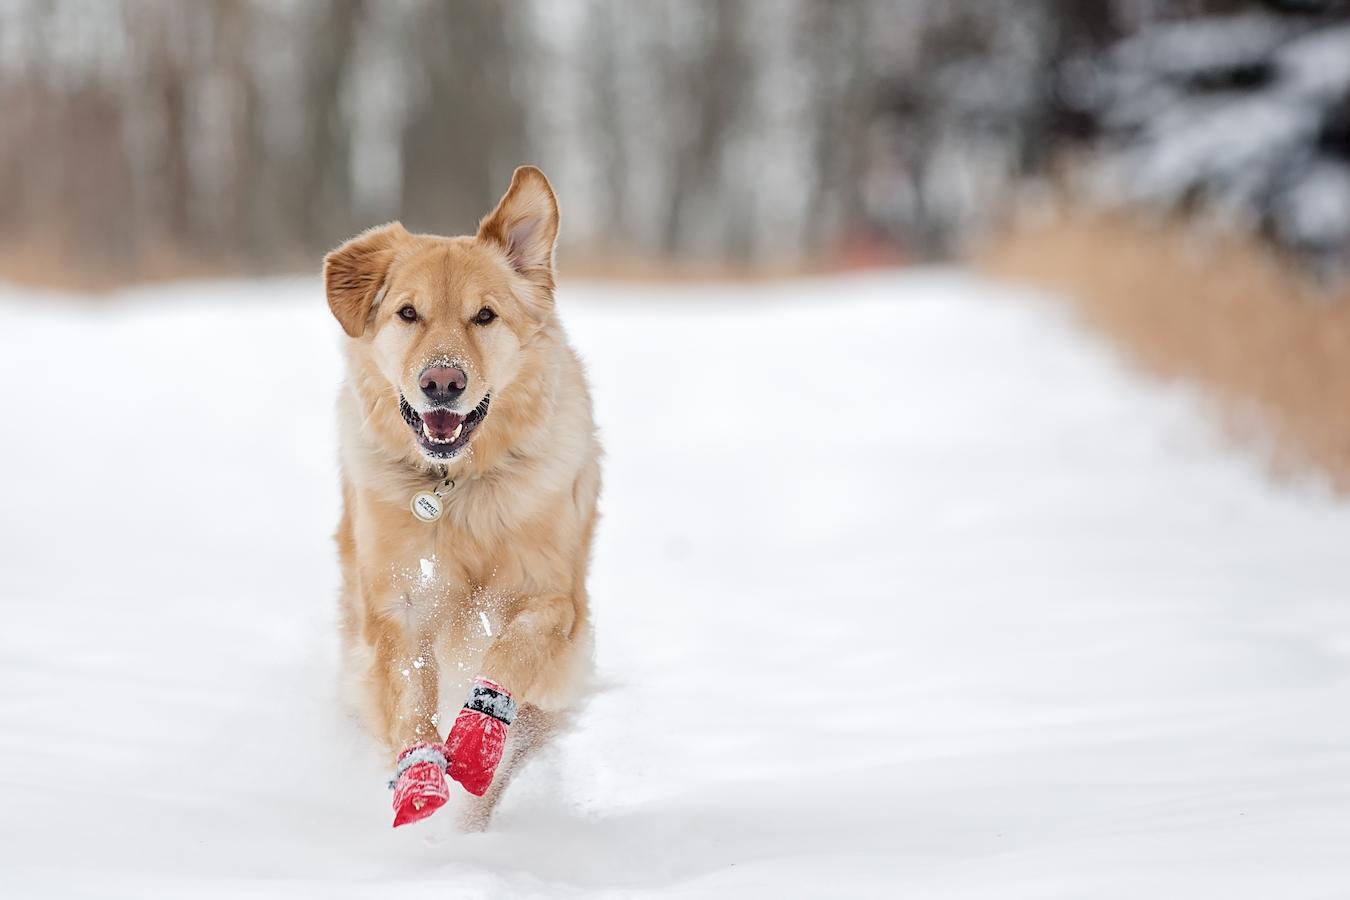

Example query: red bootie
[389,742,450,827]
[445,677,517,797]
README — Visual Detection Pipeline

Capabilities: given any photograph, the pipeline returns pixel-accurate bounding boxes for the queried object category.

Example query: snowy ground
[1,270,1349,898]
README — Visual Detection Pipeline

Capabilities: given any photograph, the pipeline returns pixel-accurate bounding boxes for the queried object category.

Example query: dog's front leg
[369,608,459,828]
[442,593,579,799]
[481,593,579,701]
[364,611,442,756]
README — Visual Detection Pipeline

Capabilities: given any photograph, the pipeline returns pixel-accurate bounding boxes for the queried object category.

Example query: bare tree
[399,0,529,236]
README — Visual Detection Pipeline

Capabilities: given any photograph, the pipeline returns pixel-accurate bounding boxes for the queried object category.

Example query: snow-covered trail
[1,271,1348,898]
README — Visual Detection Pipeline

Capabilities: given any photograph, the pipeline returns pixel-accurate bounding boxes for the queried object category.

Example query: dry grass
[0,242,845,293]
[0,237,260,294]
[983,213,1350,492]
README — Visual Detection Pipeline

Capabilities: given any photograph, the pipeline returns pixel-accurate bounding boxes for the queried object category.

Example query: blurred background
[5,4,1350,894]
[6,0,1350,484]
[3,0,1349,282]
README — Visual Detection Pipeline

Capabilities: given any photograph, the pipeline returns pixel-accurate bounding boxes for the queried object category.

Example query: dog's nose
[419,365,467,403]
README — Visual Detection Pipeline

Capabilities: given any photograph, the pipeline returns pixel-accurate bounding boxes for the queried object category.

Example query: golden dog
[324,166,600,827]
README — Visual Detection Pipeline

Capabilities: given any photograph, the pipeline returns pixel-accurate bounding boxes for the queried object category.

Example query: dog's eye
[473,307,497,325]
[397,305,418,323]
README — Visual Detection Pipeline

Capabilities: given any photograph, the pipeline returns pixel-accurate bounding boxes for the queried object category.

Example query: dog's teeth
[419,416,463,444]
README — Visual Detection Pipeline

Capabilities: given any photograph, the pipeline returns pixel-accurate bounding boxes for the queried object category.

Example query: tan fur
[325,168,600,820]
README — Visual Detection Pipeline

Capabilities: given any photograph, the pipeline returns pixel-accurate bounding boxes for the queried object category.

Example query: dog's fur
[324,167,600,826]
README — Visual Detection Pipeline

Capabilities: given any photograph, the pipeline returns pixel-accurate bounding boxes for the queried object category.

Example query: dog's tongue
[422,409,464,440]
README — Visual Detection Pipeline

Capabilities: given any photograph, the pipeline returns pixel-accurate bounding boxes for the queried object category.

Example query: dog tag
[410,490,443,523]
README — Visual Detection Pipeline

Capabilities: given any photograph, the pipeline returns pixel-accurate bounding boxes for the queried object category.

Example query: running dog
[324,166,600,828]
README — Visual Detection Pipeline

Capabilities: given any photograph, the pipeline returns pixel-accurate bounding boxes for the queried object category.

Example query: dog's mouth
[399,393,491,459]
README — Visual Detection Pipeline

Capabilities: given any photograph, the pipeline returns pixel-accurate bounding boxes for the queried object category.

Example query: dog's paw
[390,742,450,827]
[445,677,516,797]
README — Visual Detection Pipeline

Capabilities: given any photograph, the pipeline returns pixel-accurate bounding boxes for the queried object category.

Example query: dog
[323,166,600,828]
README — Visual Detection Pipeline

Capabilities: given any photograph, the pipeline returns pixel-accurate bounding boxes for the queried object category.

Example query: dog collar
[410,466,454,523]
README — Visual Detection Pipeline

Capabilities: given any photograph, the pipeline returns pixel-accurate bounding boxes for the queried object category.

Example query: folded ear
[324,222,409,337]
[477,166,559,295]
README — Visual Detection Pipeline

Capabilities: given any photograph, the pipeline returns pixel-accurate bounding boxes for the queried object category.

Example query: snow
[1106,13,1295,81]
[2,270,1350,897]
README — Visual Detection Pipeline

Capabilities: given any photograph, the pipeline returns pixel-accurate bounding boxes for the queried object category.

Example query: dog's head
[324,166,559,464]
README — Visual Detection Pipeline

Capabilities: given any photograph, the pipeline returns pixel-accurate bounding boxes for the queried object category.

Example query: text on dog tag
[410,490,443,523]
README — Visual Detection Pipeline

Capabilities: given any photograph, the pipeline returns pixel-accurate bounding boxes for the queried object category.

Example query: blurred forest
[1,0,1349,282]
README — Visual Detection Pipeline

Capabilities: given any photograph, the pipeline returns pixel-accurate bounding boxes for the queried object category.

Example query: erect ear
[477,166,559,294]
[323,222,409,338]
